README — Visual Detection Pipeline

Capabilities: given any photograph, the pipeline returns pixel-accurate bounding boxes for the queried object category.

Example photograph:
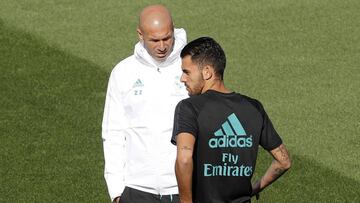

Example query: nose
[180,73,186,83]
[159,41,165,51]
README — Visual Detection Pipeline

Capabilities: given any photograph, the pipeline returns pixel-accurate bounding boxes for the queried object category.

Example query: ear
[202,65,213,80]
[137,27,143,42]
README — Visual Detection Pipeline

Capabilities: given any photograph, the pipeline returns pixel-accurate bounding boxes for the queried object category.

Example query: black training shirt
[171,90,282,203]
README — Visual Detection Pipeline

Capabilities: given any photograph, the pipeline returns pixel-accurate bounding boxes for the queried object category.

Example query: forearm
[103,130,127,200]
[102,76,129,200]
[175,158,193,203]
[175,133,195,203]
[258,159,290,190]
[253,144,291,194]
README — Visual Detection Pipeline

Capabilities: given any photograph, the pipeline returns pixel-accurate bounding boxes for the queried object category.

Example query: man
[102,5,188,203]
[171,37,291,203]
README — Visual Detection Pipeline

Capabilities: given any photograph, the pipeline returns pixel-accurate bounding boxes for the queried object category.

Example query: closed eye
[182,69,190,75]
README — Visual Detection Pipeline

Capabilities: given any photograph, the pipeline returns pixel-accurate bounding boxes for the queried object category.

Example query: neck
[201,79,231,94]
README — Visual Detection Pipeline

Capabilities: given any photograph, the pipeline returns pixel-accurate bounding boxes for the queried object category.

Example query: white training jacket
[102,28,188,201]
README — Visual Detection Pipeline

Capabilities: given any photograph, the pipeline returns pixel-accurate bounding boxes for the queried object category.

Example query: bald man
[102,5,187,203]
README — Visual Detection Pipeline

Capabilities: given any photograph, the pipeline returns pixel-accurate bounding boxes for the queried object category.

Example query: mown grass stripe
[0,20,109,202]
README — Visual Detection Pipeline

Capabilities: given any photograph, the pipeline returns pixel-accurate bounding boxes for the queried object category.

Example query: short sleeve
[259,108,283,151]
[171,100,198,145]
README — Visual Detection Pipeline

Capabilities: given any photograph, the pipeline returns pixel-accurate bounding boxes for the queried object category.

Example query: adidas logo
[209,113,253,148]
[133,79,144,88]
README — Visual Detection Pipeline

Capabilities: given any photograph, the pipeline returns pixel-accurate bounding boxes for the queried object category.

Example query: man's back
[173,36,291,203]
[172,90,282,203]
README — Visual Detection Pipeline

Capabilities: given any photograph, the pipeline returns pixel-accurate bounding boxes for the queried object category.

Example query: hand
[114,196,120,203]
[251,180,261,198]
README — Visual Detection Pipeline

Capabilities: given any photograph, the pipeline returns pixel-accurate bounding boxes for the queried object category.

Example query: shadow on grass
[0,19,109,202]
[252,149,360,202]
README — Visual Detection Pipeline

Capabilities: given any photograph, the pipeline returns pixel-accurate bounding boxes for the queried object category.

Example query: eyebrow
[182,68,190,73]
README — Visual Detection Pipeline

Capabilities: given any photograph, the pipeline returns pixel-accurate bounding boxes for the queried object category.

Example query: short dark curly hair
[180,37,226,80]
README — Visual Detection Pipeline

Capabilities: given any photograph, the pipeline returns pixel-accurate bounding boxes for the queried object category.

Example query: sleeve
[102,69,129,201]
[171,100,198,145]
[258,103,283,151]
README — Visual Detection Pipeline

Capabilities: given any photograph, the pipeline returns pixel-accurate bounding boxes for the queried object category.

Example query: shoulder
[241,94,262,107]
[109,55,142,81]
[183,94,210,106]
[239,94,265,115]
[176,98,195,111]
[111,55,137,74]
[107,55,139,88]
[176,94,211,114]
[174,28,187,44]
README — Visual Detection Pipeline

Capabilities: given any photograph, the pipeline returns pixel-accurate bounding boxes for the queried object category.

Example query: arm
[175,132,195,203]
[102,71,128,202]
[114,197,120,203]
[251,144,291,196]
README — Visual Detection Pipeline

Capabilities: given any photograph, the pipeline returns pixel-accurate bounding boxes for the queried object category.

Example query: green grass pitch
[0,0,359,202]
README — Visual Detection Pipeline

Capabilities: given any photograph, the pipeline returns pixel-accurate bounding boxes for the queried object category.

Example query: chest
[123,71,185,105]
[120,68,187,128]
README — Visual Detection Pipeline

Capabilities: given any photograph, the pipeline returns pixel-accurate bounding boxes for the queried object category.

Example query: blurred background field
[0,0,359,202]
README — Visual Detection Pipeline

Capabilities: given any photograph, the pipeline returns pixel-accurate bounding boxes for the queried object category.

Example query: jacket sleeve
[102,69,128,201]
